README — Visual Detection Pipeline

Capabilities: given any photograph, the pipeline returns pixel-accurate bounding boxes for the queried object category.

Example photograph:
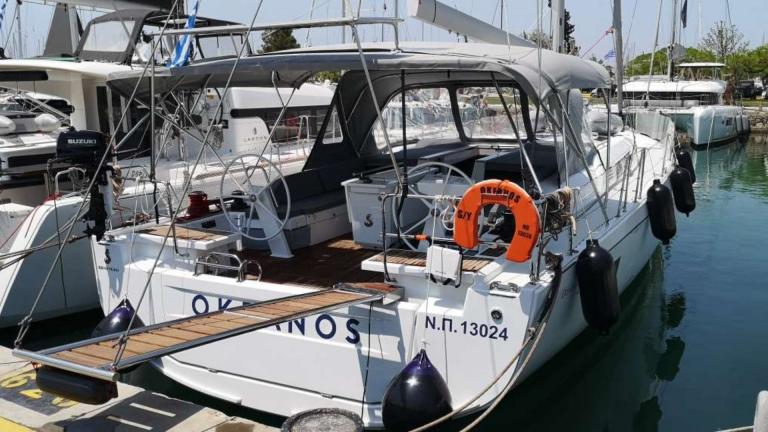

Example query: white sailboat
[13,5,696,429]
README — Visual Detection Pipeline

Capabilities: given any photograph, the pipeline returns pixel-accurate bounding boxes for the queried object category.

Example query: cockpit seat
[269,160,362,248]
[472,143,558,183]
[363,142,469,168]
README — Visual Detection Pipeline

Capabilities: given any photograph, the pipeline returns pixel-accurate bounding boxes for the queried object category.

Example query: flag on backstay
[169,0,201,68]
[681,0,688,29]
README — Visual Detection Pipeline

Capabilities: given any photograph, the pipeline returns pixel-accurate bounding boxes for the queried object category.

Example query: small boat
[14,11,694,429]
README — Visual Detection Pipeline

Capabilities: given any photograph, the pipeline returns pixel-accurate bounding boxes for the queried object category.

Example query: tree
[260,29,300,54]
[520,29,552,50]
[315,71,342,83]
[700,21,748,61]
[546,2,578,55]
[563,9,579,55]
[684,47,717,63]
[625,49,668,77]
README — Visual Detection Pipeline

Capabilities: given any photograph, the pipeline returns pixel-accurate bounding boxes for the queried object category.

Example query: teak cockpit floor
[238,237,381,287]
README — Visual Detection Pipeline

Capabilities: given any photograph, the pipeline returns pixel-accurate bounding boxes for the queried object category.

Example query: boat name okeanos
[191,295,362,344]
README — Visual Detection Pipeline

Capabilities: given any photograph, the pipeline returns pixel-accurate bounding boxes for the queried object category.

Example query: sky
[1,0,765,62]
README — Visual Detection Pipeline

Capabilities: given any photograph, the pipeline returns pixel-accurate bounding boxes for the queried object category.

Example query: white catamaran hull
[0,155,308,327]
[665,105,746,146]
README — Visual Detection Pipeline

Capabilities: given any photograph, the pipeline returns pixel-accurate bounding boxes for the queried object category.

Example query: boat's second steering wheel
[219,154,290,241]
[392,161,474,251]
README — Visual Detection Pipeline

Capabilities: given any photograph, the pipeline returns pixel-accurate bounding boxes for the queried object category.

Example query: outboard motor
[36,366,117,405]
[382,349,452,431]
[675,149,696,183]
[669,167,696,216]
[92,299,143,338]
[647,179,676,244]
[576,240,620,334]
[53,128,113,240]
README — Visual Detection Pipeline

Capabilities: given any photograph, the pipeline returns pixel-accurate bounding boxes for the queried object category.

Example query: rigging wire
[644,0,665,104]
[359,303,373,420]
[623,0,640,65]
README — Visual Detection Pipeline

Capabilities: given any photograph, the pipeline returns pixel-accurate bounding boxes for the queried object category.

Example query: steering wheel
[219,154,291,241]
[391,161,474,251]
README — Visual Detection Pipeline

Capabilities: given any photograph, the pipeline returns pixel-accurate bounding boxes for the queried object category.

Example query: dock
[0,346,277,432]
[744,106,768,133]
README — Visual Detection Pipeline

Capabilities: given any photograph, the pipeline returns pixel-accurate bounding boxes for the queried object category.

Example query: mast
[500,0,503,31]
[550,0,565,53]
[341,0,346,43]
[697,0,702,44]
[667,0,678,80]
[15,0,22,58]
[67,5,79,51]
[613,0,624,115]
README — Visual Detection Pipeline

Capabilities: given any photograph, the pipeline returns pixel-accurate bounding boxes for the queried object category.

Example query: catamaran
[12,8,697,429]
[0,8,332,327]
[622,0,749,147]
[623,62,750,147]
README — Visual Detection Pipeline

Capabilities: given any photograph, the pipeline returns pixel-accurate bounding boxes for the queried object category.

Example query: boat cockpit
[136,67,601,288]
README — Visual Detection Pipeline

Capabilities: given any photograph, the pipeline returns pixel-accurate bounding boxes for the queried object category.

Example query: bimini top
[106,42,610,103]
[75,9,241,65]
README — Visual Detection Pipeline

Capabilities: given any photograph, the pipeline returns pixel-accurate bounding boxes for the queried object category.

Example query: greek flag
[169,0,201,68]
[603,49,616,61]
[0,0,9,35]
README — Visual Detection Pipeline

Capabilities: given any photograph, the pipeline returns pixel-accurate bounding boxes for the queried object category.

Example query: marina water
[2,136,767,431]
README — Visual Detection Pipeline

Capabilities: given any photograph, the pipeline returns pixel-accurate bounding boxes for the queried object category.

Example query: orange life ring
[453,179,541,262]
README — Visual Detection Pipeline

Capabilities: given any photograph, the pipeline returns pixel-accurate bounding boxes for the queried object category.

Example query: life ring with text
[453,179,541,262]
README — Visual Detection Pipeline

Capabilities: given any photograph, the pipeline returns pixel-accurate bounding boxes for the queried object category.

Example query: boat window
[456,86,526,140]
[130,26,175,64]
[363,87,459,156]
[321,105,344,144]
[196,35,248,60]
[258,107,327,143]
[623,91,719,106]
[82,20,136,52]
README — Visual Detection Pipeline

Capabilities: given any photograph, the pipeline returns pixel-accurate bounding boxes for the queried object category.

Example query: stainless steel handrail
[193,251,259,282]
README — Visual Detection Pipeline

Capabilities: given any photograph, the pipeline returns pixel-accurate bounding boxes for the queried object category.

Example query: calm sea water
[3,136,767,431]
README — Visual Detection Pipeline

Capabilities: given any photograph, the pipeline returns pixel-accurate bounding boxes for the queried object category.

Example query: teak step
[369,249,493,272]
[13,283,401,382]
